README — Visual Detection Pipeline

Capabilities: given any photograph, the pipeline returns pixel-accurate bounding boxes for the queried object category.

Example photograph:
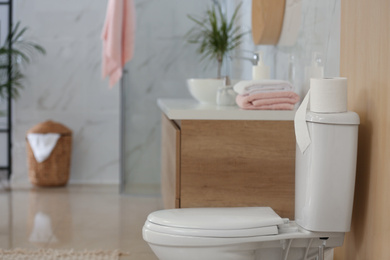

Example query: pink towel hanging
[102,0,136,88]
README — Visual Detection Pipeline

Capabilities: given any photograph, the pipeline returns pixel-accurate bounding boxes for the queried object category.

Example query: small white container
[252,51,270,80]
[216,85,236,106]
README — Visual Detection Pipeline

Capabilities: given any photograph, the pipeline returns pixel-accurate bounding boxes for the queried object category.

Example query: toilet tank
[295,111,360,232]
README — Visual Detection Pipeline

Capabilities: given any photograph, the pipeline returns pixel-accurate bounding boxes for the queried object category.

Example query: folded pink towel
[236,91,300,110]
[102,0,135,88]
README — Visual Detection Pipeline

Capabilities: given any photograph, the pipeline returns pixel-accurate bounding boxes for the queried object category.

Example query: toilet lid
[147,207,284,230]
[144,220,279,238]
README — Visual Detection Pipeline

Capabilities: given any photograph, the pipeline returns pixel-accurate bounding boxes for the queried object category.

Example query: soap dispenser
[252,51,270,80]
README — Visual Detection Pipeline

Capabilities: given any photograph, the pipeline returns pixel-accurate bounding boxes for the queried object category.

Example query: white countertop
[158,99,296,121]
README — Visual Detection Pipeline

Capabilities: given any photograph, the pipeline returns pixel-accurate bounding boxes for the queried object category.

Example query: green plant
[186,2,246,79]
[0,21,45,100]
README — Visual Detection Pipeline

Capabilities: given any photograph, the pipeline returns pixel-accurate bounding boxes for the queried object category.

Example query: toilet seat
[144,221,279,237]
[146,207,284,238]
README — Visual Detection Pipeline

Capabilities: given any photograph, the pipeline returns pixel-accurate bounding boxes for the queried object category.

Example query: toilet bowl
[144,111,360,260]
[143,207,343,260]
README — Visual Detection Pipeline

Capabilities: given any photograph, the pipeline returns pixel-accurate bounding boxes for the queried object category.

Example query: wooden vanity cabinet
[161,113,296,219]
[161,114,181,209]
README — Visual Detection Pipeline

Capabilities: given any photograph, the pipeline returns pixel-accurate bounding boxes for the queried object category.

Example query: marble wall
[123,0,215,194]
[12,0,120,185]
[123,0,340,194]
[9,0,340,188]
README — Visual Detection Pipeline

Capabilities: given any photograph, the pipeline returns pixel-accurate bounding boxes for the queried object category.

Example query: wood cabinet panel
[161,114,181,209]
[180,120,295,219]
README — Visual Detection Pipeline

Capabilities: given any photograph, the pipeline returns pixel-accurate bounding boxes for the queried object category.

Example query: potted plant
[185,2,246,104]
[0,21,45,101]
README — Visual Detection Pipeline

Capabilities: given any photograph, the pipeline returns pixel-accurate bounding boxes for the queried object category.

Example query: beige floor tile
[0,184,161,260]
[121,252,158,260]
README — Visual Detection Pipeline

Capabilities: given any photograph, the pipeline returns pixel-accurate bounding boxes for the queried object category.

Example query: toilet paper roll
[310,78,348,113]
[294,77,348,153]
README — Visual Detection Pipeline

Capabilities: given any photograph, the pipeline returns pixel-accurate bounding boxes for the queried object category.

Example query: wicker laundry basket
[26,120,72,187]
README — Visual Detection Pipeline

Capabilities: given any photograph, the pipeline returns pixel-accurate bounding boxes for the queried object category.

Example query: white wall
[12,0,120,185]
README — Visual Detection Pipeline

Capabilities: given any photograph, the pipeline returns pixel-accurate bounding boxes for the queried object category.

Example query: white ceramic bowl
[187,78,234,104]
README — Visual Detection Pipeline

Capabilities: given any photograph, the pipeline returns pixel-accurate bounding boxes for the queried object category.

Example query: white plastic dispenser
[295,111,359,232]
[294,77,359,232]
[252,51,270,80]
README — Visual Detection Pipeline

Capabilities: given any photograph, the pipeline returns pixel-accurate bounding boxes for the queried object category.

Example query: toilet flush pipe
[303,238,314,260]
[317,240,327,260]
[317,246,324,260]
[282,239,293,260]
[304,247,332,260]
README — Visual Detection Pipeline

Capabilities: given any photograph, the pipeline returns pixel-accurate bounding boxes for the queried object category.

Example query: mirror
[252,0,286,45]
[252,0,302,46]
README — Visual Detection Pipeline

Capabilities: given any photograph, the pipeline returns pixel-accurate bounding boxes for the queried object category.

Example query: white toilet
[143,111,360,260]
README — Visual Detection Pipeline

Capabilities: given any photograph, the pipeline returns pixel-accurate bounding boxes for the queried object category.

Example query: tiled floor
[0,184,162,259]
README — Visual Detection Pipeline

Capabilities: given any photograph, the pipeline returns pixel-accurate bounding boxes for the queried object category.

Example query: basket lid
[27,120,72,135]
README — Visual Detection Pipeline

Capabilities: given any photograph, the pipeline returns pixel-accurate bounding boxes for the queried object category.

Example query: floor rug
[0,249,128,260]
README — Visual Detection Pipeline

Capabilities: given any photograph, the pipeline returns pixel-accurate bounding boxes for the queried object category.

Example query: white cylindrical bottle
[303,52,324,96]
[252,51,270,80]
